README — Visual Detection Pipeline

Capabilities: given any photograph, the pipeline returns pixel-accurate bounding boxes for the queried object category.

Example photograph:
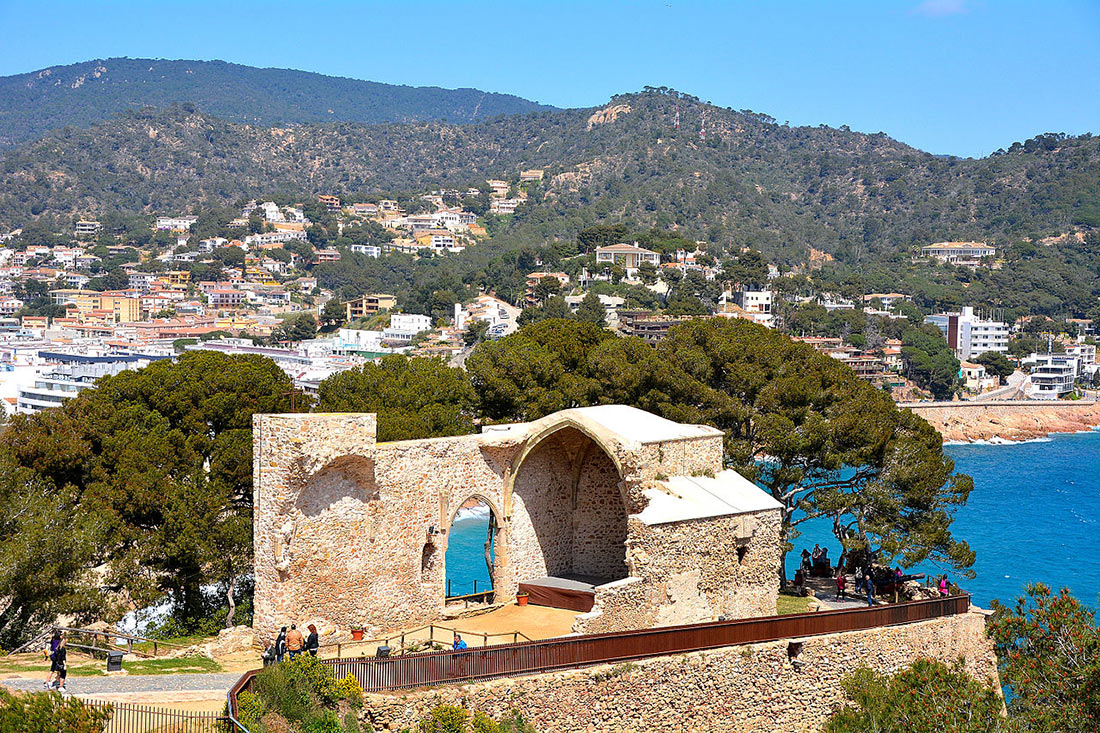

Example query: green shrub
[237,690,264,731]
[415,706,538,733]
[245,655,363,732]
[824,657,1004,733]
[0,689,112,732]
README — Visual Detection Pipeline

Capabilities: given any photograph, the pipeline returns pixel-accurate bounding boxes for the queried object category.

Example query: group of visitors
[266,623,319,664]
[800,544,836,579]
[42,631,68,695]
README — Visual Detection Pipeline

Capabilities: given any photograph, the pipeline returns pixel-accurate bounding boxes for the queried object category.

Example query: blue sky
[0,0,1097,158]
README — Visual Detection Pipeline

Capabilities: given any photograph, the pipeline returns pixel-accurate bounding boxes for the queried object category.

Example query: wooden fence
[83,699,231,733]
[228,593,969,720]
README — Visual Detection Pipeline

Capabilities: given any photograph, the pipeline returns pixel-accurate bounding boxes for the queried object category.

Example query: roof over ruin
[636,470,782,525]
[480,405,723,447]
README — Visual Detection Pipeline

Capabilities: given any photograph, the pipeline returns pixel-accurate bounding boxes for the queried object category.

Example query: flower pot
[351,629,365,641]
[516,594,529,607]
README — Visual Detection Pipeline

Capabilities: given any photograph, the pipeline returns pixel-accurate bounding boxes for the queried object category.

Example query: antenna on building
[699,108,706,141]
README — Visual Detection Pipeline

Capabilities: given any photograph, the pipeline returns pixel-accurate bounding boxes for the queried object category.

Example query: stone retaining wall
[361,610,998,732]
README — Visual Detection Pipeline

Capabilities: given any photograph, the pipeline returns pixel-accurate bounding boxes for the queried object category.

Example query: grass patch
[777,591,815,615]
[122,656,223,675]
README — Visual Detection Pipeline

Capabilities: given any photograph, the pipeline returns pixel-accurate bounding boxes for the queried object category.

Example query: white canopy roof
[635,470,782,525]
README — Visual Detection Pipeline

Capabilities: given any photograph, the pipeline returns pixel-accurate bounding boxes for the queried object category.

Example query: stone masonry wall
[255,409,777,640]
[361,611,999,733]
[575,508,781,634]
[254,415,515,637]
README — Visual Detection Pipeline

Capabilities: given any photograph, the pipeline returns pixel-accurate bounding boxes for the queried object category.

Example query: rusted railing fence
[84,699,230,732]
[228,594,969,719]
[328,595,969,692]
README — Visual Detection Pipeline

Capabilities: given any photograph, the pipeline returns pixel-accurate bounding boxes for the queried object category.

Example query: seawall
[360,610,998,732]
[900,400,1100,442]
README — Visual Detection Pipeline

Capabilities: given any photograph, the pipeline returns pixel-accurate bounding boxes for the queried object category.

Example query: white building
[594,244,660,275]
[921,242,996,265]
[925,306,1009,360]
[244,230,307,247]
[155,216,198,231]
[1025,354,1078,399]
[75,220,102,237]
[349,244,381,258]
[383,313,433,343]
[260,201,283,222]
[1064,343,1097,377]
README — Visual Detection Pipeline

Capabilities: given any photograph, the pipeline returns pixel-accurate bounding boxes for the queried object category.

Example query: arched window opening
[445,498,497,602]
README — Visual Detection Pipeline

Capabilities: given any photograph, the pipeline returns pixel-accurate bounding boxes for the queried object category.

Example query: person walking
[305,624,319,657]
[50,634,68,695]
[285,624,304,660]
[835,573,847,600]
[939,575,949,596]
[864,573,876,607]
[43,631,62,690]
[274,626,288,663]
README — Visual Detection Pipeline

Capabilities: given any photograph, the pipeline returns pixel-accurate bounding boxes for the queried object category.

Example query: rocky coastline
[911,401,1100,443]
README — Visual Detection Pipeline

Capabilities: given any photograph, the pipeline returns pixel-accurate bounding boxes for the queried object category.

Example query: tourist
[854,565,865,593]
[939,575,949,596]
[452,634,467,651]
[793,569,805,596]
[835,573,847,600]
[800,548,812,574]
[811,544,822,563]
[50,634,68,695]
[864,574,875,607]
[305,624,319,657]
[42,630,62,690]
[820,547,830,576]
[274,626,287,663]
[285,624,304,660]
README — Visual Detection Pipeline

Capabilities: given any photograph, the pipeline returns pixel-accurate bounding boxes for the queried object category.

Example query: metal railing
[84,699,229,732]
[316,623,531,658]
[228,594,968,720]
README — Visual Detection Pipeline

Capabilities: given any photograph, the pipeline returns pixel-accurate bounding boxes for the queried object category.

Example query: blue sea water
[445,506,495,597]
[447,431,1100,610]
[789,430,1100,609]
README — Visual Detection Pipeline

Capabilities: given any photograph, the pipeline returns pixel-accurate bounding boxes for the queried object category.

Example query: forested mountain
[0,58,552,147]
[1,89,1098,270]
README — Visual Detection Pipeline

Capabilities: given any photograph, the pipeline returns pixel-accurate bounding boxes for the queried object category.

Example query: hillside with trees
[0,58,553,148]
[2,89,1097,271]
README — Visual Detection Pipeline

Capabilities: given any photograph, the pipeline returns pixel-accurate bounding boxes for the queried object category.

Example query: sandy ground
[315,603,579,658]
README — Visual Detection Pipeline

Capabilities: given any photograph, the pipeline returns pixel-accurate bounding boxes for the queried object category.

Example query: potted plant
[516,591,530,607]
[351,627,365,641]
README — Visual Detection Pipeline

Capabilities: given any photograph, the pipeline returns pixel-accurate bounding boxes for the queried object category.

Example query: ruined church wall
[361,611,999,733]
[574,508,781,634]
[254,415,515,637]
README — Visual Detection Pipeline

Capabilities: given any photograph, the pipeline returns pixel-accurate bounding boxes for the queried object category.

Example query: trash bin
[106,651,123,672]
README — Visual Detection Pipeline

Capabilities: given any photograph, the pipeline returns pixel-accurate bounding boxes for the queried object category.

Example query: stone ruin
[252,405,783,637]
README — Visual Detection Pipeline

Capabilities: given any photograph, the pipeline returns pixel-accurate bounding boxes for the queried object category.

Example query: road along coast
[899,400,1100,443]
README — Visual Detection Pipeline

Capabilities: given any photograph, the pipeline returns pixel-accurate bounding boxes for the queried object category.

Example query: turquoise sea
[789,429,1100,609]
[446,430,1100,609]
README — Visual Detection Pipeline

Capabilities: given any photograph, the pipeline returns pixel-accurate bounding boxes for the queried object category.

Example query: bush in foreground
[415,704,537,733]
[241,654,362,732]
[0,689,112,732]
[824,658,1005,733]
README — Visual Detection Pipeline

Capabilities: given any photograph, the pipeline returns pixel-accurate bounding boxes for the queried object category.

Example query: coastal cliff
[902,400,1100,443]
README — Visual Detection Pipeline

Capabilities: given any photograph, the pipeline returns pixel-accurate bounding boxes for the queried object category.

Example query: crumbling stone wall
[575,509,781,634]
[254,409,780,639]
[361,611,999,733]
